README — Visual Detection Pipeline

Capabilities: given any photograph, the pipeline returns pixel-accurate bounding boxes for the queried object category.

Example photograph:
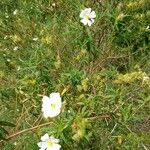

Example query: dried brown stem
[0,122,53,144]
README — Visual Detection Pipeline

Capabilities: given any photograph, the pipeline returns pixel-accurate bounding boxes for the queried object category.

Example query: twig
[111,123,117,134]
[32,114,43,127]
[0,122,53,144]
[141,143,148,150]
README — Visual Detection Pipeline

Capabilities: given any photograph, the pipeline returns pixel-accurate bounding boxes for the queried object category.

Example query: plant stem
[0,122,53,143]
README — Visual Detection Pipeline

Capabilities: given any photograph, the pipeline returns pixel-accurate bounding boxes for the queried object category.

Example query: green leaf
[0,126,9,135]
[0,121,15,127]
[0,133,7,141]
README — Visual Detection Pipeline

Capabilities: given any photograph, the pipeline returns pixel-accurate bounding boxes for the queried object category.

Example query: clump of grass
[0,0,150,149]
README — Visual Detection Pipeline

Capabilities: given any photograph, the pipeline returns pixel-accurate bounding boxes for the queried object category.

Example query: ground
[0,0,150,150]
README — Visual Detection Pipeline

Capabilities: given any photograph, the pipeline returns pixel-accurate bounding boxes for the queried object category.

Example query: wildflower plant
[0,0,150,150]
[79,8,97,56]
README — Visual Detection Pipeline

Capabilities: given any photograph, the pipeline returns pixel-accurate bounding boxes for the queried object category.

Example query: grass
[0,0,150,149]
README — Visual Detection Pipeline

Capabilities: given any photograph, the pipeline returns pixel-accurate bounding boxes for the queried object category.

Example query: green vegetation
[0,0,150,149]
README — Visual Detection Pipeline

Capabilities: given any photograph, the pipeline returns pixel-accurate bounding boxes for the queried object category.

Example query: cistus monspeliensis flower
[80,8,96,26]
[37,133,61,150]
[42,93,62,118]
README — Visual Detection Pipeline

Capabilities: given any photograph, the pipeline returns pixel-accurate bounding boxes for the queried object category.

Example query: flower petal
[41,133,49,141]
[46,108,61,118]
[80,8,91,18]
[90,11,96,18]
[42,96,50,103]
[50,136,60,143]
[42,111,49,119]
[49,93,60,98]
[39,148,46,150]
[80,18,88,25]
[53,144,61,150]
[91,18,94,23]
[37,142,47,149]
[49,93,62,108]
[87,20,93,26]
[47,144,61,150]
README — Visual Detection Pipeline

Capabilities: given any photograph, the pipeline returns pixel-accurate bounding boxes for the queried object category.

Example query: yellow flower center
[51,103,56,109]
[47,140,53,147]
[86,15,91,20]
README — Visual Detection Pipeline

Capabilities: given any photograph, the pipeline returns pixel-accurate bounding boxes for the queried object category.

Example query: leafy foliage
[0,121,15,140]
[0,0,150,149]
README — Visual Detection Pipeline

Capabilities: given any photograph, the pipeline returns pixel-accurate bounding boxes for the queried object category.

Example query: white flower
[13,142,17,146]
[42,93,62,118]
[143,76,149,82]
[146,25,150,30]
[13,46,18,51]
[33,37,38,41]
[80,8,96,26]
[7,59,11,62]
[17,66,21,71]
[4,35,8,39]
[13,9,18,15]
[52,3,56,7]
[37,133,61,150]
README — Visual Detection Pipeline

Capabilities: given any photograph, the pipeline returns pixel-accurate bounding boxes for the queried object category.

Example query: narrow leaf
[0,126,9,135]
[0,121,15,127]
[0,133,7,140]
